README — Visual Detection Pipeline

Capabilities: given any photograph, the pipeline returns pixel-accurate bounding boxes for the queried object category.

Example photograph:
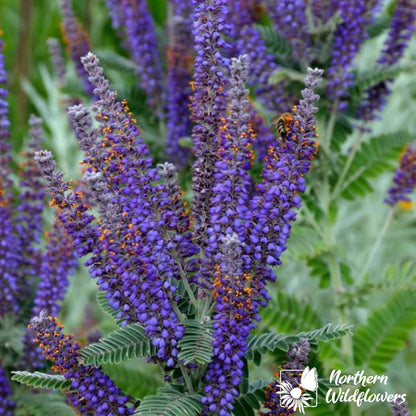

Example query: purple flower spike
[0,36,20,317]
[230,0,290,113]
[29,312,134,415]
[0,364,15,416]
[359,0,416,121]
[37,53,187,365]
[105,0,164,111]
[385,143,416,206]
[207,54,255,265]
[48,38,66,86]
[203,233,257,416]
[246,68,323,273]
[0,35,10,141]
[392,399,412,416]
[59,0,94,96]
[32,220,77,317]
[327,0,372,109]
[166,1,193,166]
[265,0,310,61]
[190,0,231,251]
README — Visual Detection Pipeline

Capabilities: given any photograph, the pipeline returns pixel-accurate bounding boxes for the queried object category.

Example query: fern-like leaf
[134,386,203,416]
[81,324,154,365]
[15,393,76,416]
[96,291,120,321]
[253,24,292,60]
[233,378,271,416]
[285,225,329,260]
[353,291,416,372]
[351,64,416,94]
[178,319,213,365]
[247,324,352,363]
[337,131,413,199]
[102,361,162,400]
[260,292,322,334]
[11,371,73,391]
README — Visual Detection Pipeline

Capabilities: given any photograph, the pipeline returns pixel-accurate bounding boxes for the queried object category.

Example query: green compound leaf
[285,225,329,261]
[178,319,214,365]
[15,393,77,416]
[351,64,416,94]
[102,362,162,400]
[254,24,292,58]
[338,131,414,200]
[260,291,322,334]
[96,291,121,321]
[233,378,271,416]
[81,324,155,365]
[11,371,73,391]
[134,386,203,416]
[353,291,416,372]
[247,323,353,364]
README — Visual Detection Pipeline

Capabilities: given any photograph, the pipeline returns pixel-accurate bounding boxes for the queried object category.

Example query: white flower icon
[278,367,319,414]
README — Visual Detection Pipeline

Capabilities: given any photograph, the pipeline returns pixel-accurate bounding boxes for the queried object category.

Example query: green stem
[358,208,395,282]
[302,203,327,242]
[178,360,194,393]
[331,132,363,199]
[328,253,359,416]
[325,99,339,149]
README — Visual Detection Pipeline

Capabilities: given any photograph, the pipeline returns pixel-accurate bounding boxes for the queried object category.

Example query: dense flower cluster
[105,0,164,111]
[203,234,258,415]
[59,0,94,96]
[15,116,45,296]
[359,0,416,121]
[32,220,77,316]
[261,339,311,415]
[230,0,287,113]
[385,143,416,206]
[190,0,231,251]
[0,34,10,140]
[201,61,322,414]
[36,53,190,365]
[28,311,134,415]
[265,0,310,61]
[0,364,15,416]
[326,0,370,108]
[166,0,193,165]
[392,399,412,416]
[0,36,22,316]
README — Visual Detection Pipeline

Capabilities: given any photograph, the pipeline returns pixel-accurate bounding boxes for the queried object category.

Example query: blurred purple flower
[48,38,66,86]
[392,398,412,416]
[0,364,14,416]
[359,0,416,121]
[385,143,416,206]
[59,0,94,96]
[105,0,164,111]
[166,0,193,166]
[327,0,371,109]
[190,0,231,253]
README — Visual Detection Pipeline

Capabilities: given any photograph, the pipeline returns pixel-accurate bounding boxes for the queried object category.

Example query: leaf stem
[178,360,194,393]
[325,99,339,149]
[358,207,395,283]
[331,131,363,199]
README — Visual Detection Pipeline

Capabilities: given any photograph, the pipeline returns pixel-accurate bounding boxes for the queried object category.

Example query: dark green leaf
[81,324,155,365]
